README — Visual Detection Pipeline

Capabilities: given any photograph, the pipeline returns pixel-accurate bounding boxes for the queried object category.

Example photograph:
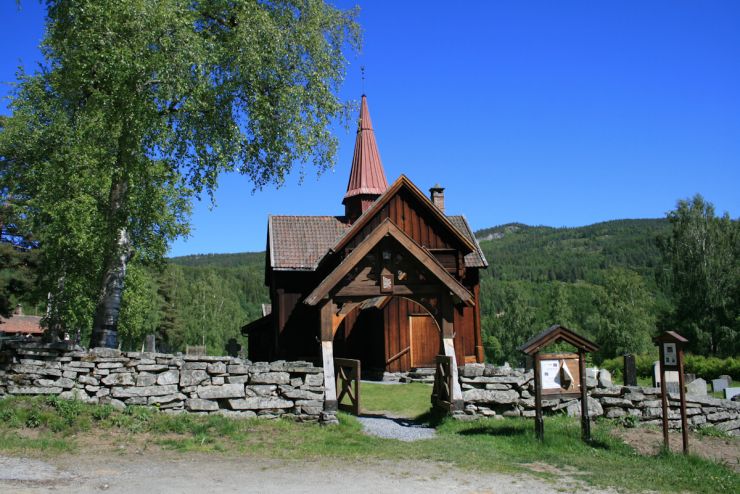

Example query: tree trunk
[90,177,132,348]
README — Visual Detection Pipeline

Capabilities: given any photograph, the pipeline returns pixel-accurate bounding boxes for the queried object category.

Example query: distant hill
[475,218,670,284]
[170,251,264,268]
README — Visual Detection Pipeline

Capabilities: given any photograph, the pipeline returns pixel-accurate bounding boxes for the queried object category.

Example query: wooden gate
[334,358,361,415]
[432,355,453,411]
[409,314,440,368]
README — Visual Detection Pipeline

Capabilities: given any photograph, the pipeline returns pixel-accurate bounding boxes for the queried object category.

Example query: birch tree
[0,0,360,347]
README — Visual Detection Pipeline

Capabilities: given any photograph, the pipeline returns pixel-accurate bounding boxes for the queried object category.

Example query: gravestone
[713,378,730,393]
[719,375,732,386]
[686,378,707,396]
[225,338,242,358]
[144,334,156,353]
[623,354,637,386]
[653,362,680,394]
[724,387,740,400]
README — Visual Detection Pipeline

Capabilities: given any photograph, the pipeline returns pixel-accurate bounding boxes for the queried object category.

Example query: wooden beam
[305,218,474,306]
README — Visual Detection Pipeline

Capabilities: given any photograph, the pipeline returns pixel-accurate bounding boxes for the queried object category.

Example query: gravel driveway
[1,453,616,494]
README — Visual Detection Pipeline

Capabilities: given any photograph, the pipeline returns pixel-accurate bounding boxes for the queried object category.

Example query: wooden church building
[243,95,487,375]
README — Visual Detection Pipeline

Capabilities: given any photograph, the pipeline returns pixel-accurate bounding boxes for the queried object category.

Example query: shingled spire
[343,95,388,222]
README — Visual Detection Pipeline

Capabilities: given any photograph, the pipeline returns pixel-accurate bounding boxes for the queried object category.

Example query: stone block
[623,392,645,402]
[460,363,484,378]
[601,397,634,408]
[125,396,148,405]
[206,362,228,374]
[565,397,603,418]
[183,362,208,370]
[690,415,707,426]
[9,385,63,394]
[148,393,186,405]
[55,378,75,389]
[227,364,250,375]
[186,398,219,411]
[137,364,168,372]
[93,368,110,376]
[305,374,323,387]
[285,362,321,374]
[78,375,99,386]
[97,362,124,369]
[246,385,277,397]
[228,397,294,410]
[461,388,519,404]
[137,373,157,387]
[102,373,135,386]
[212,376,225,385]
[250,372,290,385]
[280,388,323,400]
[707,411,731,422]
[226,375,250,385]
[591,387,622,397]
[605,407,626,418]
[111,384,179,398]
[197,384,245,400]
[157,370,180,386]
[180,369,209,386]
[62,370,78,379]
[715,419,740,432]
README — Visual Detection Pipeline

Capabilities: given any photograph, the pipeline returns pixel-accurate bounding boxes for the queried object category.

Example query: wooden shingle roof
[268,215,350,271]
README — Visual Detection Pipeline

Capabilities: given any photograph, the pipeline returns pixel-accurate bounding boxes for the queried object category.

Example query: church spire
[343,95,388,222]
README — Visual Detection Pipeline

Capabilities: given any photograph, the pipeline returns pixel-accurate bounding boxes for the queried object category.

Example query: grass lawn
[358,381,433,418]
[0,395,737,493]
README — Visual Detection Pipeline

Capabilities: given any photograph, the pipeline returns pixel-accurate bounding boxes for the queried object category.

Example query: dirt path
[0,452,616,494]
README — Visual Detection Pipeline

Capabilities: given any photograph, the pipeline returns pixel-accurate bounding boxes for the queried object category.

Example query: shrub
[600,353,740,381]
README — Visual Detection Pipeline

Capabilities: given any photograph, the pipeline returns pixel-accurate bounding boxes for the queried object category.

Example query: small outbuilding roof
[0,314,44,335]
[518,324,599,355]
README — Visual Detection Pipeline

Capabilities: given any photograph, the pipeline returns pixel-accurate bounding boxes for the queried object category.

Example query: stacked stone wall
[0,343,331,423]
[457,363,740,435]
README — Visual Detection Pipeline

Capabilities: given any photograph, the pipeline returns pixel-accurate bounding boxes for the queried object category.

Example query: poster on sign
[540,359,560,389]
[663,343,677,366]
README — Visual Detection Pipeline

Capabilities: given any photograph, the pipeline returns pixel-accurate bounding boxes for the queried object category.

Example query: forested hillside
[476,219,671,365]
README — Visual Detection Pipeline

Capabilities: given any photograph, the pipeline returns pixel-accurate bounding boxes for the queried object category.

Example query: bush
[600,353,740,381]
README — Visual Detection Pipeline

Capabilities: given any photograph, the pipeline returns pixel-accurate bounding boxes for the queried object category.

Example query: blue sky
[1,1,738,256]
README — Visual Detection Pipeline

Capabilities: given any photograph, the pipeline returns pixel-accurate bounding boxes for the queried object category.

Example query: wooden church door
[409,314,440,368]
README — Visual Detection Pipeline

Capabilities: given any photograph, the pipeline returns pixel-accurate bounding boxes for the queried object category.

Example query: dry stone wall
[0,343,333,423]
[456,363,740,435]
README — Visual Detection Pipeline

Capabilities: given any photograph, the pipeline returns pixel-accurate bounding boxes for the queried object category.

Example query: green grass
[0,395,737,493]
[359,382,433,419]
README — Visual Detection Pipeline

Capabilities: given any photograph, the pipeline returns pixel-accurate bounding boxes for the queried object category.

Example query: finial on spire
[361,66,366,95]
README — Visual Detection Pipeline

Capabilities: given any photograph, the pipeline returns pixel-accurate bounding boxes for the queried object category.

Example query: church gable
[306,218,474,306]
[333,175,477,264]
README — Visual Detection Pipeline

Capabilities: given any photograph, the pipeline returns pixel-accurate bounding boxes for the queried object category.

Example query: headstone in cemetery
[623,354,637,386]
[144,334,156,353]
[653,362,680,394]
[598,369,613,388]
[719,375,732,386]
[712,378,729,393]
[725,387,740,400]
[686,378,707,396]
[225,338,242,358]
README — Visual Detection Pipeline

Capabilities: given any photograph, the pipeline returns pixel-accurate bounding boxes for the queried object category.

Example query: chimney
[430,184,445,212]
[14,304,23,316]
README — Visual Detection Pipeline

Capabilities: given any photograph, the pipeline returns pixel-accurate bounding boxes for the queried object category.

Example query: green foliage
[657,194,740,357]
[601,353,740,381]
[588,268,655,360]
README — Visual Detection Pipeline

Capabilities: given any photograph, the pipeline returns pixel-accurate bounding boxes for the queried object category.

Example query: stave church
[242,95,487,374]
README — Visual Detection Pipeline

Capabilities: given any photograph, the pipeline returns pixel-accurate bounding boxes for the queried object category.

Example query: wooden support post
[677,346,689,454]
[658,343,670,451]
[320,302,337,411]
[534,352,544,441]
[440,294,462,410]
[579,349,591,442]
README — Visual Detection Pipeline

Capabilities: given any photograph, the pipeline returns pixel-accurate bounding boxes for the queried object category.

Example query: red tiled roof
[343,95,388,202]
[0,314,44,335]
[268,215,350,270]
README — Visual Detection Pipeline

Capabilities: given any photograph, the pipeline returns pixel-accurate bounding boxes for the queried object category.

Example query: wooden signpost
[654,331,689,454]
[519,325,599,442]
